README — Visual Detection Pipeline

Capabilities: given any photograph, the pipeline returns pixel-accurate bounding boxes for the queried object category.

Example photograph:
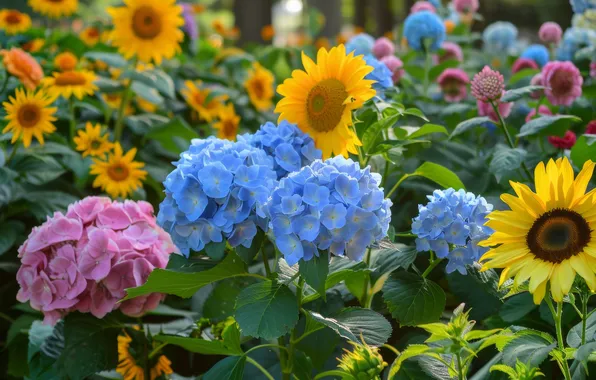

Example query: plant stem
[361,248,374,308]
[423,49,432,98]
[5,141,19,164]
[0,68,9,95]
[546,297,572,380]
[148,342,168,359]
[422,252,442,279]
[113,67,135,142]
[380,160,389,189]
[582,293,590,346]
[386,173,409,199]
[246,357,275,380]
[284,278,304,379]
[456,352,465,380]
[261,243,272,278]
[68,98,76,147]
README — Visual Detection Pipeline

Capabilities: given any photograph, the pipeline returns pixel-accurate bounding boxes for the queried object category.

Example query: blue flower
[157,137,278,256]
[181,3,199,42]
[412,188,494,274]
[364,55,394,97]
[265,156,392,265]
[556,27,596,61]
[403,11,446,52]
[238,120,322,180]
[483,22,518,52]
[428,0,441,8]
[570,0,596,13]
[521,44,550,67]
[345,33,375,56]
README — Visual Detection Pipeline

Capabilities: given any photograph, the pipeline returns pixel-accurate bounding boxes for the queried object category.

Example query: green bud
[338,341,387,380]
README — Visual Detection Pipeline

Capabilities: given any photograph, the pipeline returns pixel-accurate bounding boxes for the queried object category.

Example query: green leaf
[235,281,299,340]
[24,191,79,221]
[124,252,249,300]
[502,333,556,367]
[501,85,544,102]
[450,117,492,139]
[499,293,537,322]
[429,59,460,81]
[145,117,199,155]
[362,113,400,153]
[154,323,243,356]
[95,76,124,92]
[84,52,128,68]
[305,307,392,346]
[204,356,246,380]
[0,222,18,256]
[489,145,527,182]
[383,271,446,326]
[489,364,517,378]
[571,135,596,169]
[299,251,329,300]
[125,114,170,134]
[131,81,164,105]
[397,124,448,140]
[517,115,582,138]
[401,108,429,122]
[121,69,176,98]
[406,162,466,190]
[567,312,596,348]
[205,241,226,260]
[235,230,265,264]
[10,154,65,185]
[509,68,540,85]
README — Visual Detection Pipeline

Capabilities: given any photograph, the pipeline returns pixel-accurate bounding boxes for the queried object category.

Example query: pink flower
[437,68,470,102]
[380,55,404,84]
[471,66,505,102]
[372,37,395,59]
[542,61,583,106]
[477,97,513,123]
[525,105,553,122]
[538,22,562,45]
[529,73,544,99]
[436,41,463,64]
[454,0,479,13]
[548,131,577,149]
[591,62,596,78]
[511,58,539,74]
[585,120,596,134]
[411,1,436,13]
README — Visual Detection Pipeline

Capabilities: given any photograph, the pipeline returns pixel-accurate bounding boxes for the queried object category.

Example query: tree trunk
[372,0,393,37]
[233,0,273,45]
[354,0,366,29]
[309,0,342,37]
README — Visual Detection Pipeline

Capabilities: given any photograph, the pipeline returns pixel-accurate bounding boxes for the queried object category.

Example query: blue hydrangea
[482,22,518,52]
[428,0,441,8]
[364,55,393,97]
[265,156,392,266]
[403,11,446,52]
[345,33,375,56]
[570,0,596,13]
[411,188,493,275]
[157,137,278,256]
[520,44,550,67]
[556,27,596,61]
[238,120,322,180]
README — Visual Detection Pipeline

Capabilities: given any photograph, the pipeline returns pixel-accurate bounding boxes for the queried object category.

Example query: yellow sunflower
[0,9,32,35]
[28,0,78,18]
[22,38,45,53]
[107,0,184,64]
[275,44,375,158]
[41,70,97,100]
[79,26,100,46]
[90,142,147,199]
[213,104,240,141]
[2,88,57,148]
[181,80,227,122]
[102,93,134,116]
[136,96,157,113]
[54,52,78,71]
[244,62,274,112]
[73,122,113,158]
[117,332,173,380]
[480,157,596,305]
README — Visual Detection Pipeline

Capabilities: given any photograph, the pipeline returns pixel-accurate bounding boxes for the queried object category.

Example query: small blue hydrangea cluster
[570,0,596,14]
[238,120,322,180]
[157,137,278,256]
[482,21,518,52]
[364,55,394,97]
[265,156,392,266]
[345,33,375,56]
[428,0,441,8]
[403,11,446,52]
[411,188,494,275]
[557,27,596,61]
[521,44,550,67]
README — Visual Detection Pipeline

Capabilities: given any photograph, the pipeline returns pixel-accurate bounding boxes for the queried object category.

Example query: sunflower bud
[338,342,387,380]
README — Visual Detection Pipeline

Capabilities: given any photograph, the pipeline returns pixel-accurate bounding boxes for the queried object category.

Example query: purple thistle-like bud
[471,66,505,102]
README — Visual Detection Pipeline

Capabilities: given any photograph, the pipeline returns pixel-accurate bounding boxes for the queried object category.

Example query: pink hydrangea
[454,0,479,13]
[380,55,404,84]
[538,22,563,45]
[548,131,577,149]
[471,66,505,102]
[591,62,596,78]
[542,61,583,106]
[477,97,512,123]
[585,120,596,135]
[525,105,553,123]
[511,58,539,74]
[437,68,470,102]
[411,1,436,13]
[529,73,544,99]
[372,37,395,59]
[16,196,177,325]
[435,41,463,64]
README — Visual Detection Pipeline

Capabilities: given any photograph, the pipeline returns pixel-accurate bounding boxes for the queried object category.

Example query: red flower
[585,120,596,135]
[548,130,577,149]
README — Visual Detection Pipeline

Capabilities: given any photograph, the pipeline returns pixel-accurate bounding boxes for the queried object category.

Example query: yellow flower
[22,38,45,53]
[244,63,274,112]
[117,332,173,380]
[181,80,227,122]
[2,88,57,148]
[213,104,240,141]
[80,26,101,46]
[0,9,31,35]
[212,20,226,35]
[275,44,375,159]
[90,142,147,199]
[41,70,98,100]
[73,122,113,158]
[102,93,134,115]
[261,24,274,41]
[28,0,78,18]
[480,158,596,305]
[107,0,184,64]
[54,51,78,71]
[136,96,157,113]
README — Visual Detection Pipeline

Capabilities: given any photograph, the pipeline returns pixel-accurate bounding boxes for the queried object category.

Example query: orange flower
[444,20,456,34]
[192,4,205,13]
[212,20,226,35]
[315,37,330,51]
[261,24,274,41]
[54,52,78,71]
[22,39,45,53]
[1,48,43,90]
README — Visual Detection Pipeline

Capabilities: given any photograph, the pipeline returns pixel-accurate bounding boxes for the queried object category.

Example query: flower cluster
[157,137,278,256]
[380,56,404,84]
[265,156,392,265]
[520,44,549,67]
[437,68,469,102]
[556,27,596,61]
[411,1,436,14]
[238,120,322,180]
[471,66,505,102]
[539,22,563,44]
[372,37,395,59]
[403,10,446,52]
[412,188,493,274]
[482,21,518,52]
[542,61,583,106]
[345,33,375,56]
[16,197,175,325]
[570,0,596,13]
[364,55,394,96]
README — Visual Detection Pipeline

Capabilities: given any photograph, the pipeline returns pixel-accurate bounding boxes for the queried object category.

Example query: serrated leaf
[571,135,596,169]
[145,117,199,155]
[362,113,400,153]
[406,162,466,191]
[398,124,448,140]
[502,333,556,367]
[299,251,329,299]
[84,52,127,68]
[0,222,17,255]
[489,145,527,182]
[499,293,536,322]
[204,356,246,380]
[235,230,265,264]
[450,117,492,139]
[567,312,596,348]
[517,115,582,138]
[121,69,176,98]
[501,86,544,102]
[154,323,242,356]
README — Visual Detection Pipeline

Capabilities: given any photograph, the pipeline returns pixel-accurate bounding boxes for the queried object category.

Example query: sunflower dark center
[17,104,41,128]
[527,208,591,263]
[5,11,22,24]
[251,80,265,98]
[132,6,162,39]
[90,140,102,150]
[87,28,100,38]
[107,163,129,181]
[306,78,347,132]
[222,120,236,136]
[55,71,86,86]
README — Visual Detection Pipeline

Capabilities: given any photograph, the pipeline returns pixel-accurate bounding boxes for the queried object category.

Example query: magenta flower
[372,37,395,59]
[548,131,577,149]
[454,0,479,13]
[380,55,404,84]
[471,66,505,102]
[591,62,596,78]
[586,120,596,135]
[525,105,553,122]
[538,22,563,45]
[542,61,583,106]
[16,196,177,325]
[411,1,436,13]
[436,41,463,64]
[477,97,512,122]
[437,68,470,102]
[511,57,539,74]
[530,73,544,99]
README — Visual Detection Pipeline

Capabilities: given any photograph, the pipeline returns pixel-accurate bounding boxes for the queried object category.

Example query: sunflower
[73,122,113,158]
[117,332,173,380]
[28,0,78,18]
[80,26,101,46]
[107,0,184,64]
[54,52,78,71]
[181,80,227,122]
[244,63,274,112]
[136,96,157,113]
[213,104,240,141]
[22,38,45,53]
[275,44,375,158]
[480,157,596,305]
[3,88,57,148]
[102,93,134,115]
[41,70,97,100]
[90,142,147,199]
[0,9,32,35]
